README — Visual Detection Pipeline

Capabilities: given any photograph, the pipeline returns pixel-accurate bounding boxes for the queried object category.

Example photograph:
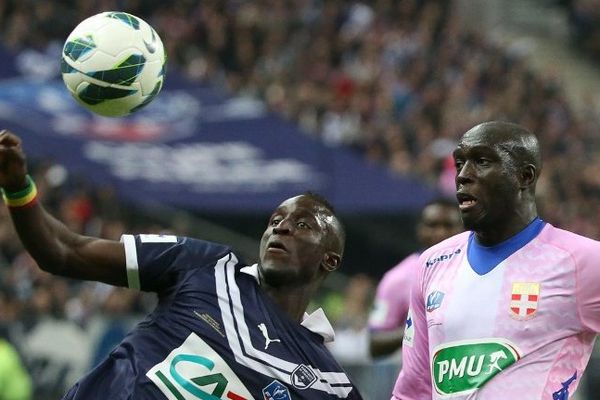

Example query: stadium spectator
[1,1,600,242]
[567,0,600,60]
[0,336,32,400]
[368,198,461,358]
[0,324,33,400]
[394,121,600,399]
[0,129,363,399]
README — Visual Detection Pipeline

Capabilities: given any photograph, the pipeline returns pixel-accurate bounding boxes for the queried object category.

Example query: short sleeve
[576,240,600,333]
[368,255,416,332]
[120,234,231,293]
[390,254,432,399]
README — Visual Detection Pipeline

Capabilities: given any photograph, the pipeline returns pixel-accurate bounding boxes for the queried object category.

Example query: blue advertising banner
[0,46,437,213]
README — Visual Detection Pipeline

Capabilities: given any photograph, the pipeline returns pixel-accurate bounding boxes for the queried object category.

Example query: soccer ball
[61,12,166,117]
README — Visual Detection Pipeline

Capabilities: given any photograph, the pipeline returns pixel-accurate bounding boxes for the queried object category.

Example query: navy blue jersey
[63,234,362,400]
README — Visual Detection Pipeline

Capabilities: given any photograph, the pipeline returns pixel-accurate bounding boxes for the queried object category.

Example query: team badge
[263,380,292,400]
[510,282,540,319]
[290,364,317,389]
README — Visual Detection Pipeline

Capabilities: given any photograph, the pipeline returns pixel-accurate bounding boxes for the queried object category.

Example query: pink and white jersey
[392,219,600,399]
[369,253,419,332]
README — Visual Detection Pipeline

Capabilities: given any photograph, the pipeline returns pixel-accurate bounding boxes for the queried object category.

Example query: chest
[424,251,581,345]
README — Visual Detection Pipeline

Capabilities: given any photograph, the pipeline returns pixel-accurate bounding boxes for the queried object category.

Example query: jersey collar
[467,217,546,275]
[241,264,336,343]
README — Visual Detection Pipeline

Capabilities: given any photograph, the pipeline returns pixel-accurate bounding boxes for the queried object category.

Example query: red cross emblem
[510,282,540,320]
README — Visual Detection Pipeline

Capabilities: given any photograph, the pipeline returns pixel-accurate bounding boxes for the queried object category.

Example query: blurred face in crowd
[259,195,343,288]
[417,203,462,248]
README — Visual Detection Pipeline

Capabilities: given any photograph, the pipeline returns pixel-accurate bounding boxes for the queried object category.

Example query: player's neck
[262,284,316,323]
[475,213,539,246]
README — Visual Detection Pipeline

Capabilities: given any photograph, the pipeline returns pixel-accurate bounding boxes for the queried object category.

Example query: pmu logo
[426,291,445,312]
[263,380,292,400]
[426,249,462,267]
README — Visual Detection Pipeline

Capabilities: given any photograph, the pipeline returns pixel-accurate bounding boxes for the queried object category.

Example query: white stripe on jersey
[214,253,353,398]
[121,234,141,290]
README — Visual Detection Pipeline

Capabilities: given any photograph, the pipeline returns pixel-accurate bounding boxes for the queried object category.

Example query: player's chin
[460,212,484,231]
[259,264,296,287]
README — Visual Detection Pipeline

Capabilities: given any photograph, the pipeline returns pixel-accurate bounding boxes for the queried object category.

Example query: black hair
[301,191,337,214]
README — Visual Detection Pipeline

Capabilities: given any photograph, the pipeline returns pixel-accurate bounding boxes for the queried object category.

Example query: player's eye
[297,221,310,229]
[476,158,490,166]
[454,160,464,171]
[270,217,282,226]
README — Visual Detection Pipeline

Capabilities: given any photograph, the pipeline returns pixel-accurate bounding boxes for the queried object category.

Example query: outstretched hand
[0,130,28,191]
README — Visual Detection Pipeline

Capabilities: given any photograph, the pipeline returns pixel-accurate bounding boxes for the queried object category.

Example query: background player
[0,129,363,399]
[368,199,461,358]
[393,121,600,399]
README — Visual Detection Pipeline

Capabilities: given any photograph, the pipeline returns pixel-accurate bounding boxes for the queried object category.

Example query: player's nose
[272,218,293,235]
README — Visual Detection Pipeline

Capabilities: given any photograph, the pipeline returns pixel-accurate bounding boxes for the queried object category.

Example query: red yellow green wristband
[1,175,38,209]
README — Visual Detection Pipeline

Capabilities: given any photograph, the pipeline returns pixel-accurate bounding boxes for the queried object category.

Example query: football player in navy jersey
[0,129,364,400]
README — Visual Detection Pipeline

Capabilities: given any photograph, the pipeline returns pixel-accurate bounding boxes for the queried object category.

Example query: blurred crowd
[1,0,599,234]
[2,0,600,397]
[0,162,181,397]
[565,0,600,60]
[12,0,600,233]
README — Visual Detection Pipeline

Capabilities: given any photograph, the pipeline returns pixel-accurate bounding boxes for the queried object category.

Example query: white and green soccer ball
[61,12,166,117]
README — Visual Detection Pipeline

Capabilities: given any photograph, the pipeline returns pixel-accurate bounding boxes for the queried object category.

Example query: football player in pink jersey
[392,121,600,399]
[368,199,461,358]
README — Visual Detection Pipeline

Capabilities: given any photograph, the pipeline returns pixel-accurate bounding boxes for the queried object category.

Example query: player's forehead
[455,126,513,156]
[274,196,334,224]
[422,203,457,222]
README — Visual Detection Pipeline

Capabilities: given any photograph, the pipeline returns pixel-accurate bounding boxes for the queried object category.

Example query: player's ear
[322,251,341,272]
[520,164,537,189]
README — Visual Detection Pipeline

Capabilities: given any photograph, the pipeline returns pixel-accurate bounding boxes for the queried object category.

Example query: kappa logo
[426,249,462,267]
[263,380,291,400]
[258,323,281,350]
[290,364,317,389]
[403,308,414,347]
[552,371,577,400]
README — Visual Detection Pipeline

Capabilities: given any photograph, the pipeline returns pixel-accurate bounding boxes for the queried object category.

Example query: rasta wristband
[1,175,38,209]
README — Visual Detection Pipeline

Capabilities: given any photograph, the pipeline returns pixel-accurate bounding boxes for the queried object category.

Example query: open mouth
[456,192,477,211]
[267,240,288,253]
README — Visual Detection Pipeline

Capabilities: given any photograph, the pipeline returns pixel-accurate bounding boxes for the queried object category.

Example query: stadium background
[1,0,600,398]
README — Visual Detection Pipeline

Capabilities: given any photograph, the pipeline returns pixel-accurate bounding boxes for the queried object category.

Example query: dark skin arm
[369,328,403,358]
[0,130,127,286]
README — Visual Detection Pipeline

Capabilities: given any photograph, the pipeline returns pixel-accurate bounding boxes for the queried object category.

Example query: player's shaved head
[461,121,542,175]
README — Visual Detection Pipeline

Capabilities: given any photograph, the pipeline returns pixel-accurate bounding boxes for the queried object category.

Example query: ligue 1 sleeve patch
[262,380,292,400]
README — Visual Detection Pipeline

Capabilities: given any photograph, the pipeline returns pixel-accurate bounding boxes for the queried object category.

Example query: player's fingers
[0,146,25,163]
[0,130,21,148]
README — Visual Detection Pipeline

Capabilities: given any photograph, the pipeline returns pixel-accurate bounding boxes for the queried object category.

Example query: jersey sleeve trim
[121,234,141,290]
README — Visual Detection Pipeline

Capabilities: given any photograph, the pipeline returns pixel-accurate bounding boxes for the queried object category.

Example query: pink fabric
[369,253,419,332]
[392,224,600,399]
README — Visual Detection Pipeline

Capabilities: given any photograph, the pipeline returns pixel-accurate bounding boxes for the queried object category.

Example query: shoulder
[420,231,470,268]
[122,234,232,257]
[380,253,420,282]
[536,223,600,264]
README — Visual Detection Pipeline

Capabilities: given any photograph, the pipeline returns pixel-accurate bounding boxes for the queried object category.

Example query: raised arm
[0,130,127,286]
